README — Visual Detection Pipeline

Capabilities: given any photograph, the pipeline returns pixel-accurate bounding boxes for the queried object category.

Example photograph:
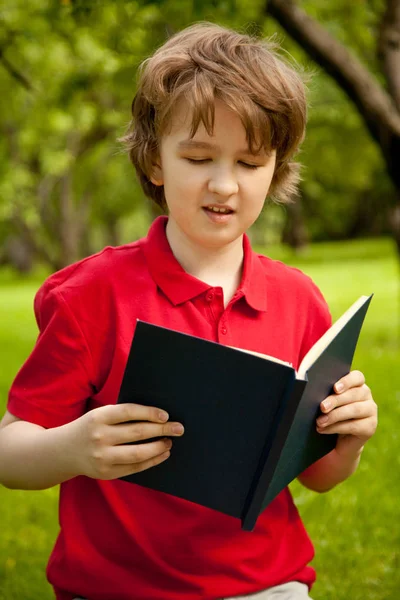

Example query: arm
[298,370,377,493]
[0,405,184,490]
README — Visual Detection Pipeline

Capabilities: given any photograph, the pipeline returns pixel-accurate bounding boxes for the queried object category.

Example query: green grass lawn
[0,237,399,599]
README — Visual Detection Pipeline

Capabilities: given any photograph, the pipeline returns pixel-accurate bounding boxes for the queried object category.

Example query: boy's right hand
[69,403,184,481]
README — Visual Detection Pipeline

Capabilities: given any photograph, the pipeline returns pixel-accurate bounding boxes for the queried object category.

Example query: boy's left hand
[316,370,378,457]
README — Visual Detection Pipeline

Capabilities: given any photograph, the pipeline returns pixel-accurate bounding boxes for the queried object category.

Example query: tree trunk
[378,0,400,114]
[105,217,121,247]
[265,0,400,253]
[390,203,400,254]
[2,235,34,273]
[59,172,79,267]
[281,198,309,250]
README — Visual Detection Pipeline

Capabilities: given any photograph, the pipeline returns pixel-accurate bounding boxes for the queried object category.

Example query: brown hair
[121,22,307,209]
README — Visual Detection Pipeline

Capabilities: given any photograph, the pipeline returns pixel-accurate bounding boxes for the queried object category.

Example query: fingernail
[164,438,172,449]
[318,415,328,425]
[322,400,331,411]
[172,424,184,435]
[335,383,344,393]
[159,411,169,421]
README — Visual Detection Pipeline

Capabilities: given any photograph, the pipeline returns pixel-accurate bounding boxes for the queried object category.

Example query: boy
[0,23,377,600]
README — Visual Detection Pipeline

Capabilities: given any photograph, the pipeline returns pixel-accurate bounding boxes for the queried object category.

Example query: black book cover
[242,295,372,529]
[117,295,372,530]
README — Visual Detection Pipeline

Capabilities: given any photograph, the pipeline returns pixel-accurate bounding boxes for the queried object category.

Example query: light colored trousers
[73,581,312,600]
[225,582,311,599]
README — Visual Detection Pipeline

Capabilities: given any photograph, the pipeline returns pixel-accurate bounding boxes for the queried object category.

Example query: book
[117,294,372,531]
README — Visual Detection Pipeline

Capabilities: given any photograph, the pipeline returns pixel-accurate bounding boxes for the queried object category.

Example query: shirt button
[221,326,227,335]
[206,291,214,302]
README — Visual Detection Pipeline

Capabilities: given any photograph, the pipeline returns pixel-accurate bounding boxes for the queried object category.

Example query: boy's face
[152,99,276,251]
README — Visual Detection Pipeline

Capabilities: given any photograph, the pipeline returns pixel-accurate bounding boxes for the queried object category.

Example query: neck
[165,219,244,302]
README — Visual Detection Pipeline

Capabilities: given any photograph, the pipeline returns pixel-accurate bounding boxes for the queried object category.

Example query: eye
[238,161,259,170]
[185,158,210,164]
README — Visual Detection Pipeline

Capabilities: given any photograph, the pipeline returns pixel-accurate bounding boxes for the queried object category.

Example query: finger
[103,450,171,480]
[317,400,374,429]
[316,415,377,438]
[320,384,371,413]
[110,421,184,445]
[93,403,170,426]
[111,438,174,465]
[333,370,365,395]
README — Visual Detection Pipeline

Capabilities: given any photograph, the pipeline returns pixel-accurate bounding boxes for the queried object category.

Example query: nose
[208,167,239,197]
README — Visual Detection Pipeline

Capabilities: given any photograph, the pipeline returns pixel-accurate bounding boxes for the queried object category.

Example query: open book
[237,295,371,379]
[117,295,372,531]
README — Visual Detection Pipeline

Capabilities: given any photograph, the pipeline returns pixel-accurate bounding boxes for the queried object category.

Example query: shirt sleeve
[7,283,95,428]
[297,278,333,366]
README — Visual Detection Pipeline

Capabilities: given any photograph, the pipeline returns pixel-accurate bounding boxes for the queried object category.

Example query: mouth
[203,205,234,215]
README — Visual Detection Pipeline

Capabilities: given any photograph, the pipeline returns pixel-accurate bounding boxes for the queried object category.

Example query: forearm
[298,444,364,493]
[0,420,79,490]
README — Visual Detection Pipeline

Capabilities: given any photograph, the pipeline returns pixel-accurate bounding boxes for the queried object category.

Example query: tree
[1,0,397,270]
[0,0,159,270]
[265,0,400,252]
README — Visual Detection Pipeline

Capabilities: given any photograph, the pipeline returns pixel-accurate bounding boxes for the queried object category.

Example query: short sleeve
[7,283,95,428]
[298,278,333,365]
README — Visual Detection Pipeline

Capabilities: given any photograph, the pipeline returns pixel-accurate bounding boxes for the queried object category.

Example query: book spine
[241,377,307,531]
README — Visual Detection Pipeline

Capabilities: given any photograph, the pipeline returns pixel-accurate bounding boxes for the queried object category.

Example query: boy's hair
[121,23,307,209]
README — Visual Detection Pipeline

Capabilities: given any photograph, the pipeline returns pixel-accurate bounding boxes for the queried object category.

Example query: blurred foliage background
[0,0,398,272]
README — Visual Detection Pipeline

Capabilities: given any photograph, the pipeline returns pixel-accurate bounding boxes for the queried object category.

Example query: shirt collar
[142,216,267,312]
[240,233,268,312]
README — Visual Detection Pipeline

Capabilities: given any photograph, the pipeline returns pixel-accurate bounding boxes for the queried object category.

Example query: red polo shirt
[8,216,331,600]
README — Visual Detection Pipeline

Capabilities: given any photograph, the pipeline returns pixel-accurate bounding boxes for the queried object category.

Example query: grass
[0,237,399,599]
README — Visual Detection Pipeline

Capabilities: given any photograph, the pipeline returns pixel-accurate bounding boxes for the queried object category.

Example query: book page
[297,295,370,380]
[230,346,292,368]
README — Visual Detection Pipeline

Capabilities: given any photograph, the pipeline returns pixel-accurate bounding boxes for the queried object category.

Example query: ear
[150,161,163,187]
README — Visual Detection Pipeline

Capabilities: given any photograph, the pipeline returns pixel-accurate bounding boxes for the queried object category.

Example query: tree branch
[378,0,400,113]
[265,0,400,160]
[76,124,111,159]
[0,46,33,91]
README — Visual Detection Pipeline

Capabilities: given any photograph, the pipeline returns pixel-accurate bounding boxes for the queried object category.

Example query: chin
[201,232,242,248]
